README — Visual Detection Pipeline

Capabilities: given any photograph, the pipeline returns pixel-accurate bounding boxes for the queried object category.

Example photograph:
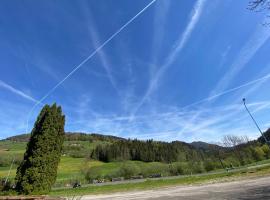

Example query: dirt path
[81,176,270,200]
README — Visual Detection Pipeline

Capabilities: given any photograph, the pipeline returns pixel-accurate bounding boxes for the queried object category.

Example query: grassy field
[0,155,171,186]
[50,165,270,196]
[0,140,105,184]
[2,139,270,196]
[2,139,270,193]
[0,140,172,186]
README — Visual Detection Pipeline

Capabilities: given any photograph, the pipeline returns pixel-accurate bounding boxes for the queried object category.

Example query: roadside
[51,161,270,190]
[50,163,270,197]
[80,175,270,200]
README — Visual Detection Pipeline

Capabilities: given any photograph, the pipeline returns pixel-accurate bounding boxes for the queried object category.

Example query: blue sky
[1,0,270,142]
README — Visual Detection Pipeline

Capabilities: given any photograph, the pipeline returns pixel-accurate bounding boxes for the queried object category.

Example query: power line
[25,0,157,133]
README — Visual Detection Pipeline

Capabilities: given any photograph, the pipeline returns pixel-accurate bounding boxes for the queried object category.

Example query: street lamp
[242,98,270,146]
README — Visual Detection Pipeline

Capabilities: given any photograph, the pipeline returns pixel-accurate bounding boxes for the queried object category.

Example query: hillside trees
[91,139,205,163]
[222,135,249,165]
[15,104,65,194]
[252,146,265,161]
[91,133,270,169]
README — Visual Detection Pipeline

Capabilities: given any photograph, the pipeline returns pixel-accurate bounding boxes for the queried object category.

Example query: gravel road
[81,176,270,200]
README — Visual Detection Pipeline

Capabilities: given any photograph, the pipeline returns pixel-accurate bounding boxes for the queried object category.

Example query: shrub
[261,144,270,158]
[140,163,169,177]
[0,157,10,167]
[252,146,265,161]
[204,160,215,172]
[117,163,140,179]
[223,156,240,168]
[0,156,22,168]
[187,162,205,174]
[85,167,102,182]
[168,163,184,176]
[0,178,14,192]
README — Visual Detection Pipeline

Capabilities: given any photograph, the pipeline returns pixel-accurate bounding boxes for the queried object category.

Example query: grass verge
[50,165,270,197]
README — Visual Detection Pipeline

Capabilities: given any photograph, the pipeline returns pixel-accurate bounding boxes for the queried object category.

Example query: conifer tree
[15,104,65,194]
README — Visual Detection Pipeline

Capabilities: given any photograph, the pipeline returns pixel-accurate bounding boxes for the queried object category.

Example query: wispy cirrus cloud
[86,27,120,95]
[150,0,171,75]
[180,72,270,110]
[79,2,122,96]
[174,71,270,135]
[11,43,62,83]
[0,99,31,138]
[0,80,38,103]
[210,24,270,96]
[174,18,270,125]
[66,99,270,142]
[130,0,207,118]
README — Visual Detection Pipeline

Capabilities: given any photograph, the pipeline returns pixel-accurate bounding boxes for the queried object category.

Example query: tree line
[91,134,270,167]
[91,139,219,163]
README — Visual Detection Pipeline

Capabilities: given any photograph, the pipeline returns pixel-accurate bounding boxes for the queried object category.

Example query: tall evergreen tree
[15,104,65,194]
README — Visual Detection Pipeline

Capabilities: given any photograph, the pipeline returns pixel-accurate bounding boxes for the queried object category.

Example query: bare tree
[248,0,270,25]
[222,135,250,165]
[223,135,249,147]
[249,0,270,11]
[209,142,226,169]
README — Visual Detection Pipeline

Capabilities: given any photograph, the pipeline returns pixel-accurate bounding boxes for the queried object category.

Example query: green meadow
[2,137,270,196]
[0,140,172,186]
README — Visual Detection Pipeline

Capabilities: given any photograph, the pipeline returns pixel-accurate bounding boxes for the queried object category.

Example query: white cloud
[150,0,171,75]
[65,99,270,142]
[0,80,38,103]
[0,99,32,137]
[86,25,120,95]
[131,0,207,118]
[210,24,270,96]
[180,72,270,110]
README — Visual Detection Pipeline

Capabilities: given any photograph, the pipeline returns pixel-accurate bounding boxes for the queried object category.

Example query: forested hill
[258,128,270,143]
[5,132,126,143]
[5,129,270,150]
[4,132,223,163]
[5,132,220,149]
[4,130,270,166]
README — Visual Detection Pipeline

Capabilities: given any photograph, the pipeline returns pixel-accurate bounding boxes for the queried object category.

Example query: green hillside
[0,133,119,186]
[1,131,270,188]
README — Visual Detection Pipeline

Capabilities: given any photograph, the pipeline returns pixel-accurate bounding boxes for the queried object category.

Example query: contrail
[0,80,38,103]
[129,0,207,120]
[25,0,157,133]
[182,72,270,110]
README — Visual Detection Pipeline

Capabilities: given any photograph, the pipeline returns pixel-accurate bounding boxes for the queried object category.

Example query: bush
[0,157,10,167]
[223,157,240,168]
[103,170,121,180]
[0,156,22,168]
[140,163,169,177]
[252,147,265,161]
[261,144,270,158]
[204,160,215,172]
[187,162,205,174]
[0,178,14,192]
[117,163,140,179]
[168,163,184,176]
[85,167,102,182]
[85,163,141,182]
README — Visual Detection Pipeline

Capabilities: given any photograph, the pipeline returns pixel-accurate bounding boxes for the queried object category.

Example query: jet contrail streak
[25,0,157,133]
[182,72,270,110]
[0,80,38,103]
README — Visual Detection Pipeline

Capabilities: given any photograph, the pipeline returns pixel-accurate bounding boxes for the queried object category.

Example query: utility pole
[242,98,270,146]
